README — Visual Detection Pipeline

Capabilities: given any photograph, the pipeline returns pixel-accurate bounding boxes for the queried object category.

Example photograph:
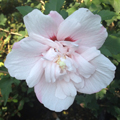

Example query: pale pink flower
[5,8,116,112]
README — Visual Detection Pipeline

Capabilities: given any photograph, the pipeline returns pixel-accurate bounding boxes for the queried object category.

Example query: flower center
[56,57,66,70]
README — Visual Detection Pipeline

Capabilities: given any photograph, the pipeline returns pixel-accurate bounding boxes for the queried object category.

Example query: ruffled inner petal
[74,53,95,78]
[78,54,116,94]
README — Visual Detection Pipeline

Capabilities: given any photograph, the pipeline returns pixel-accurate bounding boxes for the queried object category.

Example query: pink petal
[34,77,75,112]
[57,8,107,49]
[23,9,60,39]
[78,54,116,94]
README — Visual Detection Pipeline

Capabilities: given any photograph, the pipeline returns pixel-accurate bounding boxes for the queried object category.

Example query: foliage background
[0,0,120,120]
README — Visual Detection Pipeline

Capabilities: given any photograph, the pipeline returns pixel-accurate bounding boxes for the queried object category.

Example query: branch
[0,28,22,36]
[0,70,8,74]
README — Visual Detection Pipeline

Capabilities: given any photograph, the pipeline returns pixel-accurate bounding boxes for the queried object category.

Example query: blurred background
[0,0,120,120]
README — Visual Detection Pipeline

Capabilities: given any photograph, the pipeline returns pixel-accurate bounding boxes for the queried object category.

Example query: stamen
[56,57,66,70]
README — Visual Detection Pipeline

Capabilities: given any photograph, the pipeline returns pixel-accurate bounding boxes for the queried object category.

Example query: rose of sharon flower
[5,8,116,112]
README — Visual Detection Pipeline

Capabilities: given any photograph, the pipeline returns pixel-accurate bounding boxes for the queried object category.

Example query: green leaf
[67,7,76,15]
[0,75,13,105]
[96,88,106,100]
[16,6,34,16]
[45,0,65,14]
[27,88,34,94]
[97,10,116,20]
[100,45,112,56]
[18,99,24,110]
[109,0,120,13]
[44,0,68,18]
[0,118,4,120]
[60,10,68,19]
[35,3,41,9]
[0,14,7,26]
[104,34,120,55]
[67,3,80,15]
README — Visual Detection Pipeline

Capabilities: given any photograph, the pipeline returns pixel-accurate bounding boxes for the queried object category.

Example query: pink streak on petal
[65,37,76,42]
[50,35,57,41]
[12,42,21,49]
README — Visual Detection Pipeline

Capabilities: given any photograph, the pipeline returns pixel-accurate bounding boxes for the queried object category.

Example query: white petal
[43,48,57,61]
[64,74,70,82]
[55,82,67,99]
[4,49,40,80]
[57,18,81,41]
[26,58,44,87]
[45,62,52,82]
[78,54,116,94]
[49,11,64,26]
[57,8,107,49]
[51,63,56,83]
[60,81,77,97]
[20,37,49,55]
[4,37,47,81]
[34,77,75,112]
[30,33,59,49]
[80,47,100,61]
[74,53,95,78]
[24,9,60,38]
[70,73,82,83]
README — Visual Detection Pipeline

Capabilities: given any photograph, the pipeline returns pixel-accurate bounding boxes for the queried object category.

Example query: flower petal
[20,37,49,55]
[55,82,67,99]
[34,77,75,112]
[60,80,77,97]
[30,33,59,49]
[45,62,52,82]
[78,54,116,94]
[49,11,64,26]
[24,9,61,39]
[51,63,56,83]
[26,58,44,87]
[74,53,95,78]
[42,48,57,61]
[4,37,47,80]
[57,8,107,49]
[4,50,40,80]
[80,47,100,61]
[70,73,82,83]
